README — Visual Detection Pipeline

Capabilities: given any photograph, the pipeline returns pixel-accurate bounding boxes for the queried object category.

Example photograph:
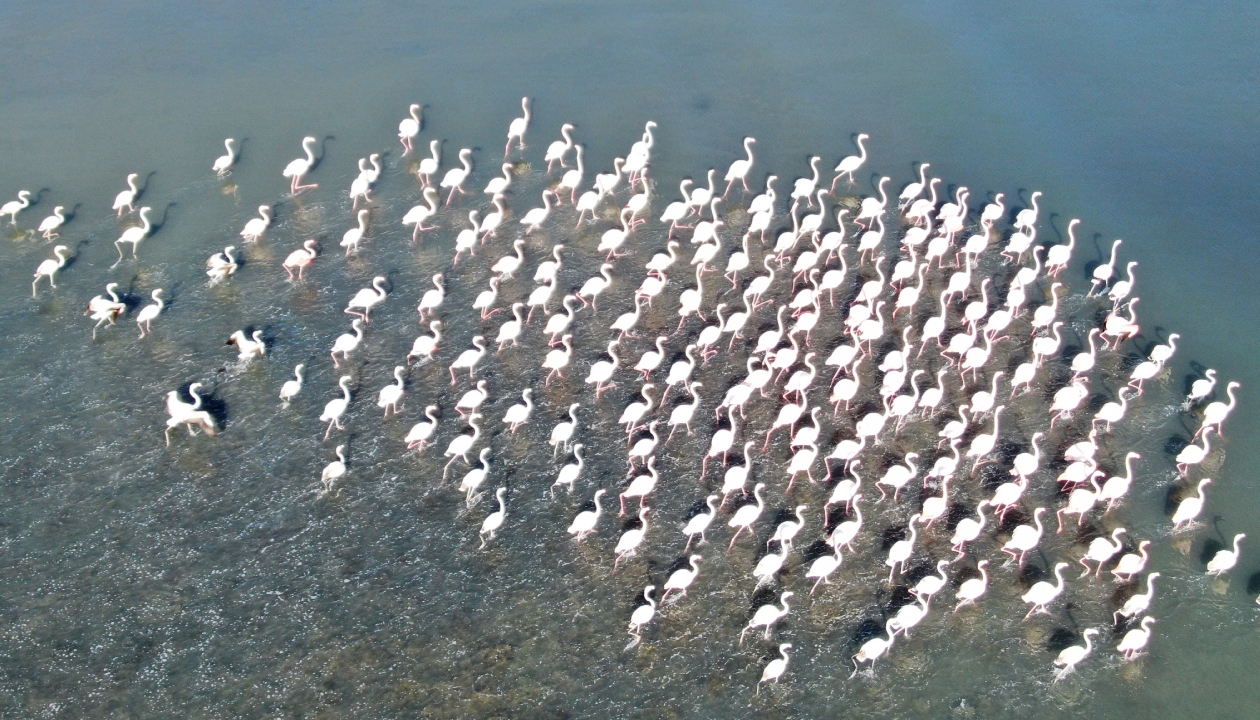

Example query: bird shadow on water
[944,501,973,534]
[147,202,177,235]
[884,584,916,614]
[977,458,1011,493]
[1245,572,1260,596]
[192,373,231,429]
[116,278,145,313]
[1019,559,1051,588]
[998,505,1031,534]
[800,538,831,565]
[62,238,92,270]
[1200,538,1225,566]
[1159,481,1190,525]
[1163,434,1190,458]
[314,136,335,172]
[1046,626,1078,653]
[879,522,906,551]
[850,617,886,648]
[1081,232,1108,279]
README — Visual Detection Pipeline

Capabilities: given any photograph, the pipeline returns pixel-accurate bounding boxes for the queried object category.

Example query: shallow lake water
[0,2,1258,717]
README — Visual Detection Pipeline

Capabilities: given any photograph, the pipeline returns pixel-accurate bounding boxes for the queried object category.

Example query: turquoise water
[1,2,1258,717]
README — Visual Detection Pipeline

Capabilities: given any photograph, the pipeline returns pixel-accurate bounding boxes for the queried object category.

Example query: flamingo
[727,483,766,549]
[550,404,581,458]
[505,97,530,154]
[759,644,792,693]
[1117,617,1156,660]
[344,276,387,322]
[478,488,507,548]
[557,145,585,203]
[543,335,574,386]
[416,140,441,186]
[1099,452,1140,512]
[790,156,822,207]
[282,137,319,193]
[1175,427,1214,476]
[205,246,238,285]
[627,420,660,470]
[661,554,702,601]
[320,445,347,495]
[1079,528,1127,578]
[949,502,988,559]
[37,206,68,239]
[682,495,720,550]
[1184,369,1218,408]
[482,165,514,201]
[1115,573,1160,623]
[1206,534,1245,575]
[913,560,952,602]
[1021,562,1069,619]
[1197,382,1240,440]
[885,514,921,581]
[212,139,238,175]
[112,206,154,264]
[448,336,488,384]
[398,103,422,153]
[979,192,1005,227]
[31,245,70,296]
[1090,238,1123,295]
[584,340,621,398]
[544,123,575,171]
[339,209,370,255]
[440,148,474,205]
[830,133,870,189]
[135,289,165,338]
[619,458,660,514]
[319,376,353,440]
[854,176,890,228]
[850,622,895,677]
[806,546,844,593]
[442,414,483,477]
[920,476,951,528]
[897,162,930,209]
[577,263,614,312]
[401,187,441,240]
[614,506,651,568]
[660,180,694,236]
[1053,629,1099,682]
[552,444,586,496]
[667,381,703,441]
[740,590,793,645]
[282,239,319,281]
[1108,261,1139,308]
[416,274,446,321]
[534,244,565,284]
[723,137,756,196]
[1013,191,1041,235]
[458,448,493,505]
[405,405,441,451]
[494,303,526,351]
[953,560,990,612]
[451,211,482,265]
[626,585,657,648]
[377,366,407,417]
[720,443,756,506]
[279,365,305,405]
[701,409,737,477]
[1057,475,1103,531]
[227,330,266,360]
[112,174,140,216]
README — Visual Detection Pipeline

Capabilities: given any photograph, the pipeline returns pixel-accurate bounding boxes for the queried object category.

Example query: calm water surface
[1,2,1258,717]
